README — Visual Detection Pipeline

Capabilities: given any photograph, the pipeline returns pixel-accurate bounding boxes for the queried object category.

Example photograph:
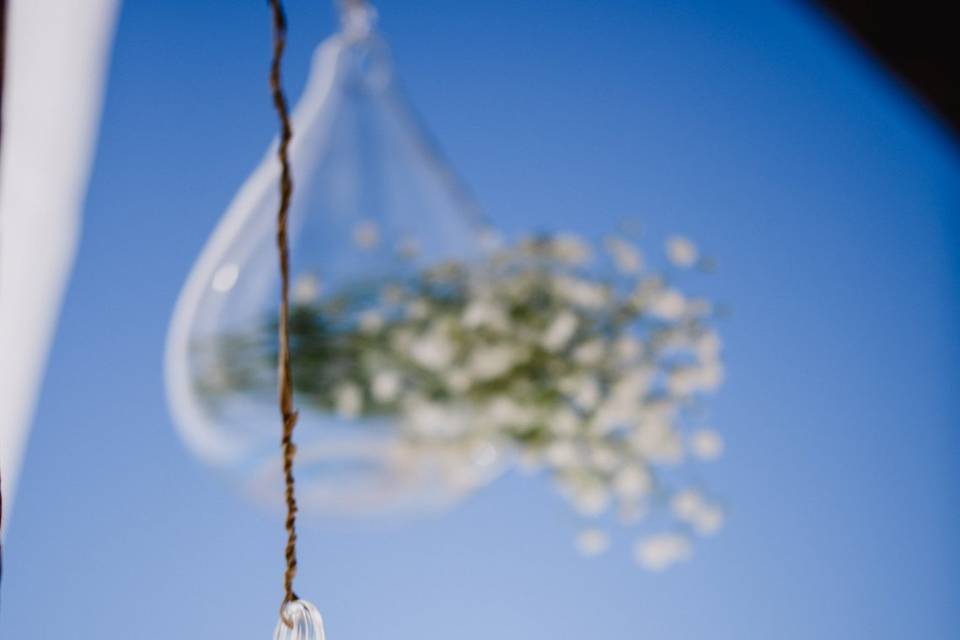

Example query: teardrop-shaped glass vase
[274,600,325,640]
[165,3,504,514]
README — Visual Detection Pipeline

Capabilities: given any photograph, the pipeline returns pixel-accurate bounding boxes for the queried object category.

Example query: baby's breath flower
[542,311,579,352]
[552,233,592,265]
[576,528,611,557]
[334,383,363,419]
[371,370,402,403]
[213,231,724,569]
[292,274,321,304]
[690,428,724,460]
[666,235,698,268]
[634,533,692,571]
[605,236,643,274]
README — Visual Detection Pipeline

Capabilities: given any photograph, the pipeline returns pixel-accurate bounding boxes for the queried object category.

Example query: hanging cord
[0,0,9,597]
[267,0,300,627]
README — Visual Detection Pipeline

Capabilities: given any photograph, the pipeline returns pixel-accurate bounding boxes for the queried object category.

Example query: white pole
[0,0,120,536]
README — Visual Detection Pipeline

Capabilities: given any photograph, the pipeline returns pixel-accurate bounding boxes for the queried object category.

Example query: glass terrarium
[165,2,503,514]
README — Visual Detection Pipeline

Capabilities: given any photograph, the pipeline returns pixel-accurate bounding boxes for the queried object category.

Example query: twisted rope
[267,0,300,628]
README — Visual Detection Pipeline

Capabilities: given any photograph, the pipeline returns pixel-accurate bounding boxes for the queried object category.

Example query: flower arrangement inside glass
[166,0,726,581]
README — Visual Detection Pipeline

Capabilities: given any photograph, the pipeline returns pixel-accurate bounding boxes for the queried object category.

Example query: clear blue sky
[3,0,959,638]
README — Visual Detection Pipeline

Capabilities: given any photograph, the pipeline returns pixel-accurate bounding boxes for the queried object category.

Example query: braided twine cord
[267,0,300,628]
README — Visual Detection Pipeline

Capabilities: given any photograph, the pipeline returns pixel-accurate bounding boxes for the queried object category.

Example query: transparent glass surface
[274,600,325,640]
[165,3,504,514]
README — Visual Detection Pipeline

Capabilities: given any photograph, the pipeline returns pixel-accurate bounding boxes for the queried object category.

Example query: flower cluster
[204,230,726,569]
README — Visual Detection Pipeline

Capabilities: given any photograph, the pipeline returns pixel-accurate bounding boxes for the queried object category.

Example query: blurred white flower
[545,439,579,468]
[613,464,651,498]
[691,428,724,460]
[572,483,610,517]
[634,533,692,571]
[468,345,518,380]
[486,397,534,426]
[371,370,402,403]
[572,377,601,411]
[358,309,385,334]
[648,288,687,320]
[666,235,698,268]
[671,489,724,536]
[292,274,321,304]
[576,528,610,557]
[632,420,684,464]
[550,408,580,437]
[462,299,509,331]
[554,275,609,309]
[553,233,592,265]
[573,339,605,366]
[446,367,472,393]
[407,329,455,371]
[353,220,380,250]
[695,330,722,361]
[334,383,362,419]
[605,237,643,274]
[671,489,705,521]
[693,504,724,536]
[542,311,579,352]
[405,298,430,320]
[233,231,726,567]
[613,336,643,362]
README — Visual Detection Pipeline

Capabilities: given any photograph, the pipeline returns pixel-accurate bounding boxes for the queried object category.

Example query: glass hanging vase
[274,600,325,640]
[165,1,505,515]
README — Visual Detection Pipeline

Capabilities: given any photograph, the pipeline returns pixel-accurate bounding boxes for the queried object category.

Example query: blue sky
[2,0,959,638]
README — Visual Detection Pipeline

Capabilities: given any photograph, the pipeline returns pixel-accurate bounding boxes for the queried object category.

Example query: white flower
[555,276,609,309]
[406,298,430,320]
[698,361,725,391]
[572,483,610,517]
[553,233,592,265]
[468,345,517,380]
[634,533,692,571]
[613,464,651,498]
[605,237,643,274]
[648,288,687,320]
[542,311,579,351]
[486,397,534,426]
[690,428,724,460]
[462,299,509,331]
[695,331,722,361]
[571,377,601,411]
[573,339,605,366]
[545,439,579,468]
[693,504,724,536]
[334,383,363,418]
[631,420,684,464]
[371,370,402,403]
[358,309,384,334]
[575,528,610,557]
[671,489,705,521]
[292,274,321,304]
[666,235,698,268]
[406,401,467,437]
[353,220,380,249]
[671,490,724,536]
[407,329,455,371]
[550,408,581,437]
[447,368,473,393]
[614,336,643,362]
[667,366,701,396]
[590,446,620,473]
